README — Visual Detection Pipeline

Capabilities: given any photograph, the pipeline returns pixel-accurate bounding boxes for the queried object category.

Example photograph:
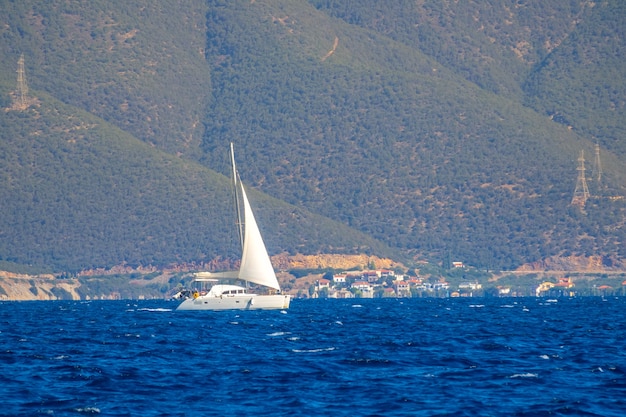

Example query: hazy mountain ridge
[0,0,211,157]
[200,0,626,269]
[1,0,625,274]
[523,0,626,157]
[0,89,391,273]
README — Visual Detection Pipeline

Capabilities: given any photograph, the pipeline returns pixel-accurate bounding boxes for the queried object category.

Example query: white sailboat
[176,143,291,311]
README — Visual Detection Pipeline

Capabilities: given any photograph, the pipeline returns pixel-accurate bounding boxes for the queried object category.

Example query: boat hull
[176,294,290,311]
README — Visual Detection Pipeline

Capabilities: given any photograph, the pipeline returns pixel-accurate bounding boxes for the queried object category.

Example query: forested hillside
[1,0,625,274]
[200,0,626,269]
[0,0,210,157]
[0,90,389,273]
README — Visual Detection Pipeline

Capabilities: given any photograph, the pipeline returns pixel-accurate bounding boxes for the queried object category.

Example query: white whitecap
[292,347,336,353]
[74,407,101,414]
[509,373,538,378]
[267,331,291,337]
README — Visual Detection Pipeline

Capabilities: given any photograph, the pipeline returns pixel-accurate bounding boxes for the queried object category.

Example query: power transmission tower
[571,150,590,207]
[12,53,30,110]
[592,143,602,185]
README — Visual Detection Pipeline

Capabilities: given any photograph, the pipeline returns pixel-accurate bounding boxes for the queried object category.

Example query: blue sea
[1,297,625,416]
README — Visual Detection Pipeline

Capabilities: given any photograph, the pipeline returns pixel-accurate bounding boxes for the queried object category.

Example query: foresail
[238,184,281,290]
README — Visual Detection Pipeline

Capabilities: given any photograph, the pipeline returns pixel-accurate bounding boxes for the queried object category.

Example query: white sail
[175,143,290,311]
[238,184,281,290]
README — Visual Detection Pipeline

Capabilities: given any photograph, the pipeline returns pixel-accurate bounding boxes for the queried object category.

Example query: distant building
[317,279,331,290]
[329,289,354,299]
[379,269,396,279]
[382,287,396,298]
[459,282,482,291]
[351,281,373,298]
[536,278,575,297]
[395,280,411,297]
[351,281,370,290]
[535,281,555,296]
[364,271,379,283]
[333,274,347,284]
[498,286,511,296]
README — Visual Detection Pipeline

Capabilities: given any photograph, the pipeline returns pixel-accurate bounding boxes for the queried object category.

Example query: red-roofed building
[317,279,331,290]
[364,271,379,283]
[351,281,373,298]
[333,274,347,284]
[382,287,396,297]
[395,280,411,297]
[351,281,370,290]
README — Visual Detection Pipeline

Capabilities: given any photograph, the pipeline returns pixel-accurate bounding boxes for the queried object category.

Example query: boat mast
[230,143,244,251]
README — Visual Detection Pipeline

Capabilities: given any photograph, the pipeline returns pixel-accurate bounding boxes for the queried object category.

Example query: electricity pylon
[571,150,590,207]
[13,53,30,110]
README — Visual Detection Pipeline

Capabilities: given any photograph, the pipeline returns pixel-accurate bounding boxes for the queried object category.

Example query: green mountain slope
[200,0,626,269]
[0,90,392,273]
[1,0,625,273]
[523,0,626,157]
[0,0,210,157]
[309,0,596,98]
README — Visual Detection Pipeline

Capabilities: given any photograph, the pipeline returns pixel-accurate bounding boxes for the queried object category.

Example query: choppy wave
[1,297,625,416]
[292,347,337,353]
